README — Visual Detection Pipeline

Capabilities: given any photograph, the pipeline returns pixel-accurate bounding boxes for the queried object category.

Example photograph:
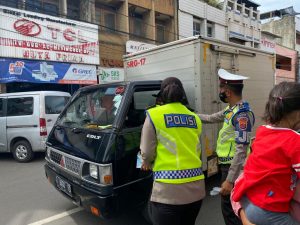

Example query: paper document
[136,152,142,168]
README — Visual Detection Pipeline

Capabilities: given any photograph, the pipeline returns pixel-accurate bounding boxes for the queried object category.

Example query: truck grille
[49,149,81,176]
[50,150,62,164]
[64,157,81,174]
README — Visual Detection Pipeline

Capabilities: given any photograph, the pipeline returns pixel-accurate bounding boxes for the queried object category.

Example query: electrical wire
[0,0,186,41]
[0,3,180,55]
[1,2,298,65]
[0,0,191,56]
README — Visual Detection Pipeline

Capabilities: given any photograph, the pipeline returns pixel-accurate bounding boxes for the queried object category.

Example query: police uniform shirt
[140,115,206,205]
[197,101,254,183]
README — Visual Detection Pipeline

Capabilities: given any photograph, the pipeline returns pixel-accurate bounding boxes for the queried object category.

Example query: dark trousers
[150,200,202,225]
[220,164,242,225]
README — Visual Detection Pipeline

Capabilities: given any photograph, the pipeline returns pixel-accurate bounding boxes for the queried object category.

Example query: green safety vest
[216,104,251,164]
[147,102,204,184]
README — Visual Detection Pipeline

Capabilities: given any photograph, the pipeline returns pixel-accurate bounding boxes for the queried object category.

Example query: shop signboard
[98,67,124,83]
[0,6,99,65]
[0,58,97,84]
[126,40,156,54]
[261,37,276,53]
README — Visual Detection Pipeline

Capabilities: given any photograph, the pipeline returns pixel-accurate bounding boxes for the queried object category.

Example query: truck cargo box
[124,36,275,174]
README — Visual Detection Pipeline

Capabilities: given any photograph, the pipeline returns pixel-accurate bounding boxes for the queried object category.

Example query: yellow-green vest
[147,102,204,184]
[216,104,251,164]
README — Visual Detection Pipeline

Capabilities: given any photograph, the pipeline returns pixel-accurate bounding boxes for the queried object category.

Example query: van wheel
[12,140,34,163]
[142,201,152,224]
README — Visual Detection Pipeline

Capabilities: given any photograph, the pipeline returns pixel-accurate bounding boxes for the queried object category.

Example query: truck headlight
[89,164,98,179]
[99,164,113,185]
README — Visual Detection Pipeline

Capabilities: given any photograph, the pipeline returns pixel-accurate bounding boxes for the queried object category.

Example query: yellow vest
[217,103,253,164]
[147,102,204,184]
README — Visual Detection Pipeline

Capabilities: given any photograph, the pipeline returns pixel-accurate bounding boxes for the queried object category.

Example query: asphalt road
[0,152,225,225]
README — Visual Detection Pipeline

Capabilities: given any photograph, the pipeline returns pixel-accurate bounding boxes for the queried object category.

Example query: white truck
[124,36,275,175]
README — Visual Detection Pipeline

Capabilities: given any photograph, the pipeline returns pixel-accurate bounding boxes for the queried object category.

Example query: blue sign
[0,58,97,84]
[164,114,198,128]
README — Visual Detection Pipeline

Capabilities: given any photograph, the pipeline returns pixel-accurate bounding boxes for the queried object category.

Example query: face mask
[219,92,228,103]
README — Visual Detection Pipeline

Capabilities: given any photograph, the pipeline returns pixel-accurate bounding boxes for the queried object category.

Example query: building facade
[178,0,261,48]
[275,44,297,83]
[296,17,300,81]
[261,7,300,82]
[94,0,177,83]
[261,29,297,84]
[178,0,227,40]
[0,0,177,92]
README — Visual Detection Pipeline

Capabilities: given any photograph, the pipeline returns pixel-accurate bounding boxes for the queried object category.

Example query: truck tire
[12,140,34,162]
[142,201,152,224]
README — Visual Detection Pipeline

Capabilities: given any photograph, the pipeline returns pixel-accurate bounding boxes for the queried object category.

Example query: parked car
[0,91,71,162]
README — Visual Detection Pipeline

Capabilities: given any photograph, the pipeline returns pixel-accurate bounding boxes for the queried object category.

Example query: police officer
[140,77,205,225]
[198,69,255,225]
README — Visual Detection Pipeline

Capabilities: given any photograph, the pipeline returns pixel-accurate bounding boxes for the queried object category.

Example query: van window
[45,96,70,114]
[0,98,3,117]
[7,97,33,116]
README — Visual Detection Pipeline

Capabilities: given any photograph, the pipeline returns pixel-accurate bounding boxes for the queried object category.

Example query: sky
[254,0,300,13]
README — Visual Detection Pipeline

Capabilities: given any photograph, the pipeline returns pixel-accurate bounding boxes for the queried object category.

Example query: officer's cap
[218,69,249,85]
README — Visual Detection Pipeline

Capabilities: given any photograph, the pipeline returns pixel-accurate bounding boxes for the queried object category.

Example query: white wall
[206,4,226,26]
[296,17,300,52]
[296,17,300,32]
[178,0,226,40]
[178,10,194,38]
[179,0,206,19]
[215,24,227,40]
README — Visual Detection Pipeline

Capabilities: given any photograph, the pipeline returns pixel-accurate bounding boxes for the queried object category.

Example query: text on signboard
[126,58,146,68]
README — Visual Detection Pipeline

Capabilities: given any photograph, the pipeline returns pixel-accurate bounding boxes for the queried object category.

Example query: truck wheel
[142,201,152,224]
[12,140,34,163]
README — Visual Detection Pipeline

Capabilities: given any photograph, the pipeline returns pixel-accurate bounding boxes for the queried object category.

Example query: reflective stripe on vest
[218,157,234,163]
[147,102,204,184]
[154,168,203,180]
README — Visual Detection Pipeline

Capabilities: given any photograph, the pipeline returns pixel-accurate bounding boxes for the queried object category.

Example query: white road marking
[27,207,83,225]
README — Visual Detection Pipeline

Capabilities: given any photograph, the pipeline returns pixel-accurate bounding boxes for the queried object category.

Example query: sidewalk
[196,174,225,225]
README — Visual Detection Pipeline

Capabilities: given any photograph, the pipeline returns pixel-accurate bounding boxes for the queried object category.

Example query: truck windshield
[57,85,125,130]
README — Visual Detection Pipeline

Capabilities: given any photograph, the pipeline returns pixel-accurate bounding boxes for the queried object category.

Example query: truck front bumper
[44,163,117,219]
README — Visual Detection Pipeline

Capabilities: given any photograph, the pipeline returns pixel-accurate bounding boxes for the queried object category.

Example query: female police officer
[140,77,205,225]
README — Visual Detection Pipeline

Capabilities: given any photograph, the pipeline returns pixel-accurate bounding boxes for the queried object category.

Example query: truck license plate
[56,176,72,197]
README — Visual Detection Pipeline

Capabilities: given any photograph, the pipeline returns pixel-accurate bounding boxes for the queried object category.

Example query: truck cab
[44,81,161,219]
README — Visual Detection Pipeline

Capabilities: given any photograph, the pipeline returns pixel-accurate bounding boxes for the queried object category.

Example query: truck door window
[7,97,33,117]
[57,85,125,130]
[125,89,160,128]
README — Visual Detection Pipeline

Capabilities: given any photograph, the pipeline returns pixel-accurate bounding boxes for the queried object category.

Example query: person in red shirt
[232,82,300,225]
[231,174,300,224]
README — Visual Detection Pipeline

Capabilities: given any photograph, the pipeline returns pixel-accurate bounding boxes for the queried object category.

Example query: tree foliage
[202,0,223,10]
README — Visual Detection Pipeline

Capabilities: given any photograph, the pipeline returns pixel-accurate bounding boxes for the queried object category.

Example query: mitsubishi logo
[14,19,41,37]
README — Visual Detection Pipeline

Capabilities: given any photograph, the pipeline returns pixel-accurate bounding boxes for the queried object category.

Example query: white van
[0,91,71,162]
